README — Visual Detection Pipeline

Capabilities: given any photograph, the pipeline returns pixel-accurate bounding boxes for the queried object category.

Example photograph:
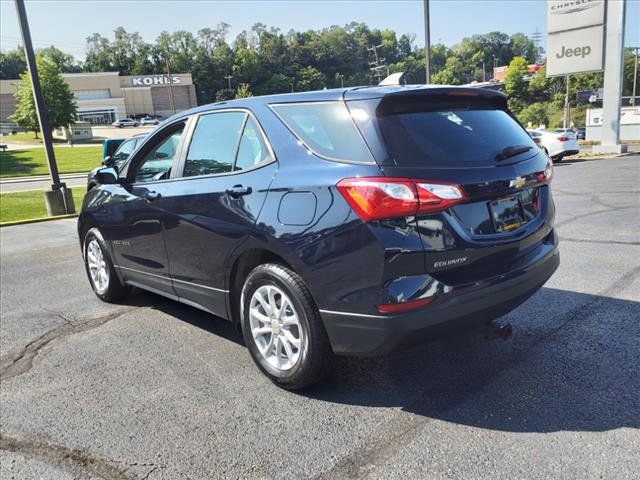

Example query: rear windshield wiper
[495,145,533,161]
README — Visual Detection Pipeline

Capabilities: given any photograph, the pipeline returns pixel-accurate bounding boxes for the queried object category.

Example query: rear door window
[235,116,272,170]
[270,102,374,163]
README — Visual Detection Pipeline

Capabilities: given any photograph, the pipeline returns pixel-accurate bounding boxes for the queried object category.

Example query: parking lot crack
[0,307,138,382]
[559,237,640,246]
[0,433,135,480]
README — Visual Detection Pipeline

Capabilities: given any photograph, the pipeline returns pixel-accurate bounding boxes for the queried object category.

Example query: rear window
[270,102,374,163]
[353,100,536,167]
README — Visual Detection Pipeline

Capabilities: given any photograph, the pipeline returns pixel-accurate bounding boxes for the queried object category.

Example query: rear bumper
[321,244,559,356]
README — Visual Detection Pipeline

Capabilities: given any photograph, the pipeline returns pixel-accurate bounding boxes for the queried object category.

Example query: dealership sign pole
[546,0,627,153]
[595,0,627,153]
[14,0,74,214]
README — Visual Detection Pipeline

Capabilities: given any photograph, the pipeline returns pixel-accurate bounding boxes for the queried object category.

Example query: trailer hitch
[482,321,513,341]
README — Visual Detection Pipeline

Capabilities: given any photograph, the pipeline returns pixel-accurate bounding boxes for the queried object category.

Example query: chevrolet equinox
[79,85,559,389]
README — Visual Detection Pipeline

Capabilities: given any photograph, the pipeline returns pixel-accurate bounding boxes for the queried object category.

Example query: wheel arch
[226,246,297,324]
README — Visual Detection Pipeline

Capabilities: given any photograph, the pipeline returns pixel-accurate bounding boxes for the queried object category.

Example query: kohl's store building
[0,71,198,126]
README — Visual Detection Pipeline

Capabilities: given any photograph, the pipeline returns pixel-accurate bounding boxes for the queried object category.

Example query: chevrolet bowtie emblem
[509,177,526,189]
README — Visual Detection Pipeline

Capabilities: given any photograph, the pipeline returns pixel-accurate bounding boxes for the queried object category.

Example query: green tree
[0,49,27,79]
[432,56,466,85]
[10,57,77,138]
[297,66,325,91]
[504,56,529,112]
[38,46,81,73]
[235,83,253,98]
[215,88,235,101]
[517,102,550,128]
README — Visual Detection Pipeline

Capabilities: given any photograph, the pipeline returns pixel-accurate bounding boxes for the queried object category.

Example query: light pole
[563,75,570,129]
[631,47,639,106]
[165,55,176,115]
[423,0,431,84]
[14,0,73,215]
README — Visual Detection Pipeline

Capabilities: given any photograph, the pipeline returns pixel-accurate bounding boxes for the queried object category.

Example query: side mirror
[102,155,112,166]
[95,166,119,185]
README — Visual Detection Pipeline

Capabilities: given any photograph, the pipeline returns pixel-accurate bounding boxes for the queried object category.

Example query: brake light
[337,177,466,221]
[557,136,569,142]
[536,161,553,184]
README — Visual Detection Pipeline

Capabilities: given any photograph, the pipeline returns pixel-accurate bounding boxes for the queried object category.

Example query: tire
[240,263,333,390]
[552,155,563,163]
[83,228,130,302]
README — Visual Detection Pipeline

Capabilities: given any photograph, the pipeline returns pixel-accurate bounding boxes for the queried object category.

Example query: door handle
[142,190,162,202]
[225,185,252,197]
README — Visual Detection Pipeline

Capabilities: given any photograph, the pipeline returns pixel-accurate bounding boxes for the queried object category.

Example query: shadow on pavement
[124,286,640,433]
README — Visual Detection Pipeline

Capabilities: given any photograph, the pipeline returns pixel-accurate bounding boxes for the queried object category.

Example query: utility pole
[224,74,233,90]
[423,0,431,84]
[530,27,543,63]
[564,75,570,129]
[165,55,176,115]
[14,0,73,215]
[368,44,387,83]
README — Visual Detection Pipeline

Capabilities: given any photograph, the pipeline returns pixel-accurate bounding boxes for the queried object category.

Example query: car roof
[164,84,507,123]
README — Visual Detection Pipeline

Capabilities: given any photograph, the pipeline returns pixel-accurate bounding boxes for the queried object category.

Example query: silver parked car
[140,116,160,126]
[528,129,579,163]
[112,118,139,128]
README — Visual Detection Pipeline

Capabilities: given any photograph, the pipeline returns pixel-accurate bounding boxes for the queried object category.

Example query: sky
[1,0,639,60]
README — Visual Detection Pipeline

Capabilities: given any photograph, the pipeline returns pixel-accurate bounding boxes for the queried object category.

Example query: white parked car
[140,116,160,126]
[553,128,577,140]
[527,129,579,163]
[112,118,139,128]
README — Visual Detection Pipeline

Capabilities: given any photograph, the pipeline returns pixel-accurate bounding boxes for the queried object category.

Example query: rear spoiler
[372,87,508,116]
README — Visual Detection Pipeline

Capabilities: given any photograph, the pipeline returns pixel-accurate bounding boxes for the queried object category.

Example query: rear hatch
[346,87,554,285]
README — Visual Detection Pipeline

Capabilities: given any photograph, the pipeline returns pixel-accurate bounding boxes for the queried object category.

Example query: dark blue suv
[79,85,559,389]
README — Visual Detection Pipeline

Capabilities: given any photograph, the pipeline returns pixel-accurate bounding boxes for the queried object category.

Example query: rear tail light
[557,136,570,142]
[536,161,553,184]
[337,177,466,222]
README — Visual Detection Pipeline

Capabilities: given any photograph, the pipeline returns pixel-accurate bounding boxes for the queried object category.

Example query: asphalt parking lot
[1,155,638,480]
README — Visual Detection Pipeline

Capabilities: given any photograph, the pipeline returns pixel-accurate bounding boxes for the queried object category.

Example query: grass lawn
[0,189,85,224]
[0,146,102,177]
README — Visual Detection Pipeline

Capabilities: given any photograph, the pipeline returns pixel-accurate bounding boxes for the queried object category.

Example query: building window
[74,89,111,101]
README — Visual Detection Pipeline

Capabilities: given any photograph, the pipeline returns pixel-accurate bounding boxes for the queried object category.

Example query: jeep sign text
[546,25,604,76]
[556,45,591,59]
[131,76,182,87]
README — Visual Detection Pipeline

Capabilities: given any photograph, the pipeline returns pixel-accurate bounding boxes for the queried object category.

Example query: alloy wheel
[87,239,109,294]
[248,285,304,371]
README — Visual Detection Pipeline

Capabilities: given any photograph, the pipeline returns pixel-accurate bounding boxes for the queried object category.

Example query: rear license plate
[490,196,524,232]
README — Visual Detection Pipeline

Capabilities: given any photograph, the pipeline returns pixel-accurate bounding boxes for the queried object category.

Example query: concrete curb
[0,213,78,228]
[0,173,90,183]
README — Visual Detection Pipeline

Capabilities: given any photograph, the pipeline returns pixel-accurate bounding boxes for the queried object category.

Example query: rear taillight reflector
[536,161,553,184]
[337,177,466,222]
[557,136,570,141]
[377,296,433,313]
